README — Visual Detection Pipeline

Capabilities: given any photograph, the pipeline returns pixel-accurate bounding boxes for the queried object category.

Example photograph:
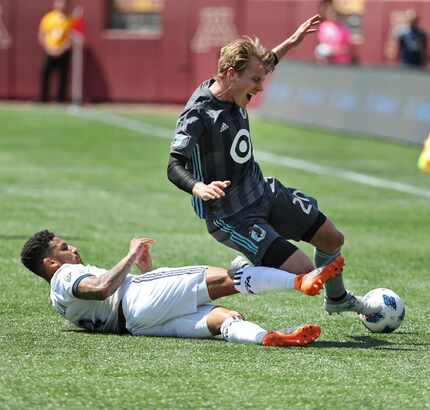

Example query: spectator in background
[397,9,428,69]
[38,0,76,102]
[315,1,354,65]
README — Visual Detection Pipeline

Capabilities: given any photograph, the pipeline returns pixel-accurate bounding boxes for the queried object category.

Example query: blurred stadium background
[1,2,430,409]
[1,0,430,145]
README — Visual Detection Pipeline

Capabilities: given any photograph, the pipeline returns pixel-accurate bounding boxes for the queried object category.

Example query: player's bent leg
[229,257,343,296]
[309,218,344,254]
[294,256,344,296]
[277,249,314,274]
[263,237,314,274]
[205,267,238,300]
[324,292,382,316]
[132,304,219,338]
[308,218,347,301]
[307,218,379,315]
[206,306,244,335]
[217,309,321,348]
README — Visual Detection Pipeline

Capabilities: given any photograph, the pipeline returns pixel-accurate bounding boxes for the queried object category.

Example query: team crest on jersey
[249,224,266,242]
[239,108,247,119]
[64,272,72,282]
[172,133,191,149]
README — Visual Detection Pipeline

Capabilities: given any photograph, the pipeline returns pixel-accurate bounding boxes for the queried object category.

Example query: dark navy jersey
[170,79,265,220]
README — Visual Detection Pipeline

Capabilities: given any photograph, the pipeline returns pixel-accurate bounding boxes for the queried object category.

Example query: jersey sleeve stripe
[72,274,96,297]
[191,144,205,219]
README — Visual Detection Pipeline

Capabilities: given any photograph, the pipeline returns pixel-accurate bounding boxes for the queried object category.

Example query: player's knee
[328,229,344,251]
[207,307,244,335]
[314,224,345,253]
[227,310,244,320]
[206,268,233,287]
[216,271,235,291]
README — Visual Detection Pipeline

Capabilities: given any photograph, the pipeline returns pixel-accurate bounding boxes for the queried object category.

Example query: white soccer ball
[359,288,405,333]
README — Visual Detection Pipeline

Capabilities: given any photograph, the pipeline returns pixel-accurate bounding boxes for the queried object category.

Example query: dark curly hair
[21,230,55,276]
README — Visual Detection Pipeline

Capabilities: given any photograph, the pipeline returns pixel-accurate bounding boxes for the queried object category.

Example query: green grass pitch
[0,104,429,409]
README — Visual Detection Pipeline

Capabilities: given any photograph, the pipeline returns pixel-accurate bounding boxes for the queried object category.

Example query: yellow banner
[113,0,164,14]
[334,0,364,15]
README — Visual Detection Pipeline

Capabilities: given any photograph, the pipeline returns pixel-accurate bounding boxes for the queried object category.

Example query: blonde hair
[216,36,277,79]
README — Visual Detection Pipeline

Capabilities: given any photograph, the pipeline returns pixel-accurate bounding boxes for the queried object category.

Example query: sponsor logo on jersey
[230,129,251,164]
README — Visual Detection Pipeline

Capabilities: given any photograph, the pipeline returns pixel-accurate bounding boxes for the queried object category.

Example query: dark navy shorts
[206,177,322,265]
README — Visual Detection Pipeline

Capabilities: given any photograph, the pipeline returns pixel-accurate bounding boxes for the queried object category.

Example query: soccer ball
[359,288,405,333]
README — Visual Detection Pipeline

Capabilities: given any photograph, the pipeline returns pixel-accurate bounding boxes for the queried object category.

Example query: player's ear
[226,67,238,81]
[42,256,59,270]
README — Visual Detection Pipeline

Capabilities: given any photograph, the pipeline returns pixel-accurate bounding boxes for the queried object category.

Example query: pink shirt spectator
[317,20,352,64]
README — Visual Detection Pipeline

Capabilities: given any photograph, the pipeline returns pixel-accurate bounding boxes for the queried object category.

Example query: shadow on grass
[63,330,426,351]
[64,328,128,336]
[312,335,422,351]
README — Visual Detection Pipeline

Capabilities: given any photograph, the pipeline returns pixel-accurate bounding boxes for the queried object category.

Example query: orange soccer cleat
[294,256,344,296]
[261,324,321,347]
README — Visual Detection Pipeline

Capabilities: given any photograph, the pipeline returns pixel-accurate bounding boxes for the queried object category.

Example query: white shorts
[122,266,215,338]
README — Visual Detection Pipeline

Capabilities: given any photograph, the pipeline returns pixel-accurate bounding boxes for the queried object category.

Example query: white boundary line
[68,107,430,200]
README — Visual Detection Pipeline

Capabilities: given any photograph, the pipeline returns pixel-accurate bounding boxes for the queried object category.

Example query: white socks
[220,316,267,345]
[233,266,297,295]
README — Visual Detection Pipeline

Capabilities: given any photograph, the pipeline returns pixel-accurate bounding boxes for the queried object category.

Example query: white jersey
[50,263,132,333]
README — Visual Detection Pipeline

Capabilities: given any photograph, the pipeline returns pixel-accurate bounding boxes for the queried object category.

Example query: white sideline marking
[256,152,430,200]
[68,107,430,200]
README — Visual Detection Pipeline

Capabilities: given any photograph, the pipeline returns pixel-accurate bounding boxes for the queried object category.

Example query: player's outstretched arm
[76,238,155,300]
[272,14,320,61]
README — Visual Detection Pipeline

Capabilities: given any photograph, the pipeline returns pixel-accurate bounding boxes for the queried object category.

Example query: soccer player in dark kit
[167,15,379,316]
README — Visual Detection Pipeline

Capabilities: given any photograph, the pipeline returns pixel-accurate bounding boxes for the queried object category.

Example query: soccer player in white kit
[21,230,344,347]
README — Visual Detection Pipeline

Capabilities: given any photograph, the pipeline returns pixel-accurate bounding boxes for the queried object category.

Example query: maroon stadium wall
[0,0,429,102]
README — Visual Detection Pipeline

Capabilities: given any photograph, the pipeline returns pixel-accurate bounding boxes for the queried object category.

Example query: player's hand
[192,181,231,201]
[288,14,320,47]
[129,237,155,259]
[135,243,153,273]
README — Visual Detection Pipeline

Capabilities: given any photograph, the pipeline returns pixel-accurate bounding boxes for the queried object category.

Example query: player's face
[49,237,82,265]
[230,56,267,108]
